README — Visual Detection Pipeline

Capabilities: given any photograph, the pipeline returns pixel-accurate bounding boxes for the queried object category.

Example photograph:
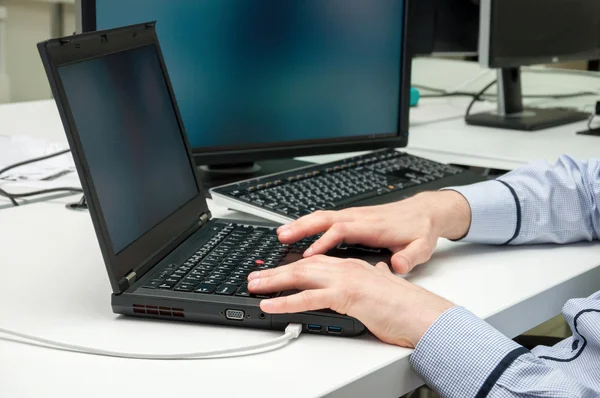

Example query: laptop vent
[133,304,185,318]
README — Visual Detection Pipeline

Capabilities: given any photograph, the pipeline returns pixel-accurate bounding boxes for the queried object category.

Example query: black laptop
[38,22,390,337]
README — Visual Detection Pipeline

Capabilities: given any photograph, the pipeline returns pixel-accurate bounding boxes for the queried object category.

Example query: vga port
[225,309,245,320]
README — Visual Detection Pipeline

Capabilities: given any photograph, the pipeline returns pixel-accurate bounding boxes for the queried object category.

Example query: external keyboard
[143,223,317,297]
[211,149,466,219]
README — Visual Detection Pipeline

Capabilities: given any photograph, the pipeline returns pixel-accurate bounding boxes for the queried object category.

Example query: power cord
[415,83,598,100]
[0,148,71,177]
[577,101,600,136]
[0,323,303,360]
[464,80,498,119]
[0,148,82,206]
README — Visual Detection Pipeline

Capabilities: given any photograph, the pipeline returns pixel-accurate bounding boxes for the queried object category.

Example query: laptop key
[203,278,221,285]
[225,279,244,286]
[215,284,238,296]
[143,279,163,289]
[194,284,216,294]
[174,282,196,292]
[208,273,227,281]
[235,284,251,297]
[184,275,203,283]
[158,279,178,289]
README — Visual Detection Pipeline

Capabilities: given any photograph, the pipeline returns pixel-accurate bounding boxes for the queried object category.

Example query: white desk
[408,58,600,170]
[1,198,600,398]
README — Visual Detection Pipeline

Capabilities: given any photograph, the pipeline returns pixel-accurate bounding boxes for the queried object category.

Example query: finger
[304,222,383,257]
[247,255,350,281]
[390,239,434,274]
[277,210,356,244]
[375,261,392,273]
[260,289,336,314]
[248,266,330,293]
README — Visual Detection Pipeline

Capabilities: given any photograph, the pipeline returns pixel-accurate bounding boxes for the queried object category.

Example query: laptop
[38,22,390,337]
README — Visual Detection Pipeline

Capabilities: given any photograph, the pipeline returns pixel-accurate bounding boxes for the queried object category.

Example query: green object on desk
[410,87,420,107]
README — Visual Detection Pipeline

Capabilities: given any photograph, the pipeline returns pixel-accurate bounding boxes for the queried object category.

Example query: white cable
[447,69,495,93]
[0,323,303,360]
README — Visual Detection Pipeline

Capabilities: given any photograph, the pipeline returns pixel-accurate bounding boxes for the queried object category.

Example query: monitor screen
[487,0,600,66]
[58,45,199,254]
[92,0,404,154]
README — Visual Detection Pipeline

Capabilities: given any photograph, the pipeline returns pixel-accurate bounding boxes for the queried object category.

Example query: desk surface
[1,196,600,398]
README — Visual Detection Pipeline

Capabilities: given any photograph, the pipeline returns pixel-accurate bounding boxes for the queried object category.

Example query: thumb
[390,239,433,274]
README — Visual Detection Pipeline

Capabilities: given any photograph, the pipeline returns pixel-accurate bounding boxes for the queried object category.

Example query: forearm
[410,305,600,397]
[448,156,600,245]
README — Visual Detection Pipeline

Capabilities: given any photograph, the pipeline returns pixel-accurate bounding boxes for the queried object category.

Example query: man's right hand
[277,190,472,274]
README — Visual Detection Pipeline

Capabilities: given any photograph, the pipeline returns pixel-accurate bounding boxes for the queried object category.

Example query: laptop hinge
[199,212,211,226]
[116,212,211,293]
[118,271,137,291]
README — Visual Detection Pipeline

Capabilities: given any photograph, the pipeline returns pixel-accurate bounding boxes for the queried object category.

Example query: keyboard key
[216,264,236,272]
[208,272,227,281]
[235,284,251,297]
[234,225,253,234]
[215,284,238,295]
[174,282,196,292]
[194,284,216,294]
[143,279,163,289]
[203,278,221,285]
[184,275,203,283]
[158,278,178,289]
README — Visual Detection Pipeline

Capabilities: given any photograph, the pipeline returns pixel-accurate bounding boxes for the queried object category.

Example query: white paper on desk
[0,134,75,181]
[3,172,82,191]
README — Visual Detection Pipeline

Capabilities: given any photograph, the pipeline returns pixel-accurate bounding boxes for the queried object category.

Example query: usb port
[327,326,343,334]
[307,324,322,332]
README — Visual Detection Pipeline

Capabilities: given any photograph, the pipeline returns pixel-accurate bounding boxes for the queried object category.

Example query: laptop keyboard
[143,223,317,298]
[213,149,465,217]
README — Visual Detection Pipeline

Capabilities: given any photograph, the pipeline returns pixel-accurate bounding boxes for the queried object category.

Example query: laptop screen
[58,44,199,254]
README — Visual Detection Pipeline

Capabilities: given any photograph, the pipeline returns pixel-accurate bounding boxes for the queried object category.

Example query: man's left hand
[247,255,454,348]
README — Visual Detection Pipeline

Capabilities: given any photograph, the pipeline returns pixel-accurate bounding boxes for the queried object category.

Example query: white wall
[0,0,75,103]
[0,5,8,103]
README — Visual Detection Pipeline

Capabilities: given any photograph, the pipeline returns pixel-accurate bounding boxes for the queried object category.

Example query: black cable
[588,115,597,132]
[0,188,19,206]
[0,148,81,206]
[0,186,83,207]
[465,80,498,119]
[0,148,71,178]
[414,83,597,100]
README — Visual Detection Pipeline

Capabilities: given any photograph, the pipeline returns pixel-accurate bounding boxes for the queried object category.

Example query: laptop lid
[38,22,211,294]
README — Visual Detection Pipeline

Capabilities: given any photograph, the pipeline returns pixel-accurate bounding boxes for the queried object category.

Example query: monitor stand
[465,68,589,131]
[197,158,313,198]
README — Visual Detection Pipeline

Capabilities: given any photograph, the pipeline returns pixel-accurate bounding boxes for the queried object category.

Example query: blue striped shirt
[410,155,600,397]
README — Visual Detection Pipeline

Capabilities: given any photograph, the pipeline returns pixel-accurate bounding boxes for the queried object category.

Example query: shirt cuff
[410,306,526,398]
[444,180,518,244]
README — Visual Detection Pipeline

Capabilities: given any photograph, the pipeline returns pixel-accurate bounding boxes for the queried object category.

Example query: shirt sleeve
[410,304,600,397]
[448,155,600,245]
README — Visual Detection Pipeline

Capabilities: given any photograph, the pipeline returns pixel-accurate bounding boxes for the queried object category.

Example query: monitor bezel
[39,22,211,293]
[479,0,600,68]
[78,0,412,166]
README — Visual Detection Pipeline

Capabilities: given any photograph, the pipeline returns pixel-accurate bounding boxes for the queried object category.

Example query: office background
[0,0,593,106]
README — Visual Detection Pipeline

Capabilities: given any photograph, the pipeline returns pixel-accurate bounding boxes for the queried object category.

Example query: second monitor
[467,0,600,131]
[79,0,411,188]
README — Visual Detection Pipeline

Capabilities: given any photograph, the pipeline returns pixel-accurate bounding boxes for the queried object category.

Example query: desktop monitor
[76,0,411,189]
[407,0,480,56]
[467,0,600,131]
